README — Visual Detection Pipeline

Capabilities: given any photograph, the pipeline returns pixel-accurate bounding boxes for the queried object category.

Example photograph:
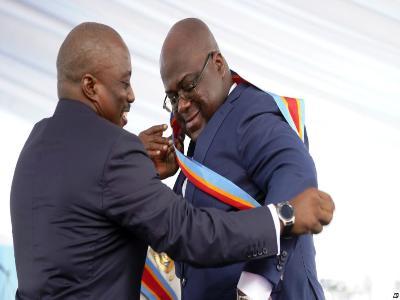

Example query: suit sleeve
[102,131,279,267]
[237,100,317,288]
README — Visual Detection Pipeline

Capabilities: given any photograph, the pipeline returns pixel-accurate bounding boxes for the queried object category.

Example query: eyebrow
[122,70,131,78]
[180,72,197,84]
[165,72,197,94]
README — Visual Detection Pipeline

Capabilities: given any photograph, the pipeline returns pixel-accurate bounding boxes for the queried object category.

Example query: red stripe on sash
[283,97,300,134]
[232,73,247,85]
[142,264,173,300]
[178,158,254,210]
[231,74,302,138]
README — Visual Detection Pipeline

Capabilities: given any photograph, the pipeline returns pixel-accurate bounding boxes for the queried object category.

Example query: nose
[128,86,135,103]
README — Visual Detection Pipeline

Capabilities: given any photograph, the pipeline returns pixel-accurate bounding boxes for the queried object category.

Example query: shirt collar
[228,82,238,96]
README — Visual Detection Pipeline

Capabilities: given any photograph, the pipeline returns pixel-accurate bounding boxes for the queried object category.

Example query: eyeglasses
[163,51,215,113]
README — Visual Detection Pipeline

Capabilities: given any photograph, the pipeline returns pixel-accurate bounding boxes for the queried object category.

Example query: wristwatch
[276,201,295,237]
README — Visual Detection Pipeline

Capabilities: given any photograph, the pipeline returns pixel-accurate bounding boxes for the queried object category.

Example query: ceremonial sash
[174,149,260,210]
[269,93,305,142]
[141,256,178,300]
[231,73,305,141]
[141,73,306,297]
[172,73,305,210]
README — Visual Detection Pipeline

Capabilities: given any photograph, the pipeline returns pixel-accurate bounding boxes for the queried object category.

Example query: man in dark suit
[150,18,329,299]
[10,22,334,300]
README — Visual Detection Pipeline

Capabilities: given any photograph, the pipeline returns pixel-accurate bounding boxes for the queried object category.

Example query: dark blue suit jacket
[174,83,324,299]
[10,99,280,300]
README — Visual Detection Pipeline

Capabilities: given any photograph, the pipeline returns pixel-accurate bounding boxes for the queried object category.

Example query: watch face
[280,204,294,220]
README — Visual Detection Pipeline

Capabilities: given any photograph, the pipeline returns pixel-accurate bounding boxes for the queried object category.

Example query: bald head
[57,22,127,98]
[162,18,218,57]
[160,18,223,78]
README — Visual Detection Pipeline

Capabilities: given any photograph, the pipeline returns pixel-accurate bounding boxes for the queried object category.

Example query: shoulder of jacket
[234,85,280,115]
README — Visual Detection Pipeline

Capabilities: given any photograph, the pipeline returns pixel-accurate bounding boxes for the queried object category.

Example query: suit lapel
[193,84,247,164]
[182,84,247,205]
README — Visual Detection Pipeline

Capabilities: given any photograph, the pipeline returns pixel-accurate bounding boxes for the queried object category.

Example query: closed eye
[120,81,130,88]
[181,81,196,92]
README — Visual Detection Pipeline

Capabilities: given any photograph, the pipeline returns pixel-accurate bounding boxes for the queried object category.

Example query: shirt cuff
[237,271,273,299]
[267,203,280,255]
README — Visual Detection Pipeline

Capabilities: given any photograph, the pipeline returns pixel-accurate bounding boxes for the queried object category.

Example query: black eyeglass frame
[163,51,216,113]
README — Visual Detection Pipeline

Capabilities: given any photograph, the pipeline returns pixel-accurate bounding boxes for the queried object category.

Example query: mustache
[123,103,131,112]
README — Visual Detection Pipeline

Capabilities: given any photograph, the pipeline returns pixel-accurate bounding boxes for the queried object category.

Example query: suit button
[181,278,186,287]
[277,264,283,271]
[262,248,268,255]
[281,250,288,257]
[280,255,287,262]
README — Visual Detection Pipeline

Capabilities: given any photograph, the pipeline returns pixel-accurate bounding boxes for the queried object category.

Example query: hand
[288,188,335,235]
[138,124,180,179]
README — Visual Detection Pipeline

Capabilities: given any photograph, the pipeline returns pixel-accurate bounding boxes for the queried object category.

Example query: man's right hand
[138,124,182,179]
[288,188,335,235]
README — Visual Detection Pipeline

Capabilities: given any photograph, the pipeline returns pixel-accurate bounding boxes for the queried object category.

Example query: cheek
[198,96,220,121]
[96,85,123,124]
[103,97,121,122]
[198,82,224,119]
[109,89,125,112]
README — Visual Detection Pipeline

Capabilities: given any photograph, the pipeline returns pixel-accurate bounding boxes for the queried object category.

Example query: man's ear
[214,52,226,77]
[81,73,100,103]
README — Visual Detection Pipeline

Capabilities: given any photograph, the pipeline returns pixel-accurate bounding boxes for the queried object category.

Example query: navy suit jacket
[10,99,280,300]
[174,83,324,300]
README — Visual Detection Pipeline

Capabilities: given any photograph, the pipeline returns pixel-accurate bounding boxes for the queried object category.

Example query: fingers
[317,208,333,226]
[167,144,175,154]
[174,139,184,152]
[149,135,170,144]
[313,190,334,230]
[141,130,173,155]
[146,142,169,153]
[318,190,335,213]
[138,125,169,150]
[310,221,323,234]
[145,136,171,147]
[148,143,175,159]
[147,150,161,158]
[310,190,334,231]
[142,124,168,136]
[289,187,334,236]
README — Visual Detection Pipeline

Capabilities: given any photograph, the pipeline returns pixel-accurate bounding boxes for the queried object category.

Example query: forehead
[104,45,131,76]
[160,49,203,90]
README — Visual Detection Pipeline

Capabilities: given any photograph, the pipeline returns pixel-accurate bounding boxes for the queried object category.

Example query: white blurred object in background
[0,1,399,299]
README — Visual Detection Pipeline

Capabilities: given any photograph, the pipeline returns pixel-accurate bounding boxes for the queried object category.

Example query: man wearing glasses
[141,18,326,299]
